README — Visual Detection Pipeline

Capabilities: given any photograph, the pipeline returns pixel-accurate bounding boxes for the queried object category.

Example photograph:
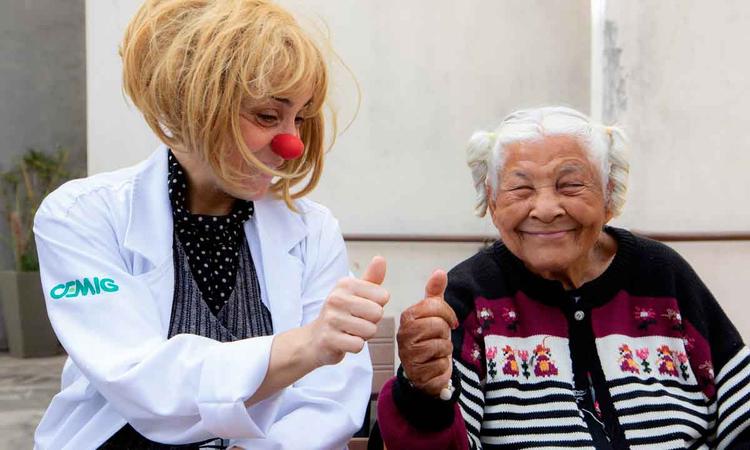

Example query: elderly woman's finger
[400,338,453,364]
[408,297,458,328]
[407,358,452,397]
[398,316,451,346]
[419,371,453,398]
[409,356,452,384]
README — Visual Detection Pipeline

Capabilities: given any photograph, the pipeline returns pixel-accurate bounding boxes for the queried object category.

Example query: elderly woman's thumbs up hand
[397,270,459,397]
[309,256,390,367]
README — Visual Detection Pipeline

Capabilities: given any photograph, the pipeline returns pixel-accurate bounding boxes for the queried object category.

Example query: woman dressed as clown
[33,1,387,449]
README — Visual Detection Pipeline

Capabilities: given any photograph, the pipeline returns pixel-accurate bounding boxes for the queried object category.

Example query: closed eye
[558,183,586,194]
[256,113,279,127]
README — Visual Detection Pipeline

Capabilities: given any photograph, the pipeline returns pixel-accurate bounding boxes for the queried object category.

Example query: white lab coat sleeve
[34,194,276,444]
[231,209,372,449]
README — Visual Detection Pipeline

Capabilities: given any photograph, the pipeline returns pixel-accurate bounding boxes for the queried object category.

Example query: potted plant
[0,148,73,357]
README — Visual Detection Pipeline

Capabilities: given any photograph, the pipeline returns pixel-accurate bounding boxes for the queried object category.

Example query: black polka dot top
[167,150,254,314]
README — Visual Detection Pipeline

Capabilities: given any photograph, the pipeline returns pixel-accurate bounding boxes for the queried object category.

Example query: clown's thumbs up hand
[397,269,459,397]
[310,256,390,367]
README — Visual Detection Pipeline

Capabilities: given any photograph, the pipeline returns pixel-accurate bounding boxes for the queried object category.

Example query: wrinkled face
[216,89,313,201]
[488,135,613,277]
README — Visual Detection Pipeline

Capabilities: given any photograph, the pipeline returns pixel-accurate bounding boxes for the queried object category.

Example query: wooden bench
[348,316,395,450]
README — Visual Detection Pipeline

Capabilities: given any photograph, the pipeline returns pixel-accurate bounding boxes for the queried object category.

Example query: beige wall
[86,0,160,174]
[292,0,591,236]
[595,0,750,340]
[598,0,750,233]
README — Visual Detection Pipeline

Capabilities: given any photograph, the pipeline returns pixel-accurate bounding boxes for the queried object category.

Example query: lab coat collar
[124,146,174,267]
[252,197,307,254]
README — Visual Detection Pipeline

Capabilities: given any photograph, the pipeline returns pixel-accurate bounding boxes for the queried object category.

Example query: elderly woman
[376,107,749,449]
[33,1,389,449]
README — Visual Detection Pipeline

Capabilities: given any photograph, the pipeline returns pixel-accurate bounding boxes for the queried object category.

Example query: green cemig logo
[50,277,119,299]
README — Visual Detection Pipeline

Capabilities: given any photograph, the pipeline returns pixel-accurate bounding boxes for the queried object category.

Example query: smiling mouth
[520,230,574,239]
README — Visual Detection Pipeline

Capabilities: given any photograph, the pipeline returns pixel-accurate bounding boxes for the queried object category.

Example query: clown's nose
[270,134,304,160]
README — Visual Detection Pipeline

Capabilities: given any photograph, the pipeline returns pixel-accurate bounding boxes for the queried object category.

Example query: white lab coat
[33,146,372,450]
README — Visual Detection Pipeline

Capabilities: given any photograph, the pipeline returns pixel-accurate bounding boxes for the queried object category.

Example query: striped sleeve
[664,245,750,448]
[454,359,485,449]
[443,254,494,449]
[714,345,750,449]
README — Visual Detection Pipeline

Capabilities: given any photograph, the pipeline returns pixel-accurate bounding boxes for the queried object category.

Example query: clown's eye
[256,113,279,126]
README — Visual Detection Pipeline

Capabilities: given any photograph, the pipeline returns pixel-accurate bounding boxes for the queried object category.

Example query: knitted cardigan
[377,227,750,449]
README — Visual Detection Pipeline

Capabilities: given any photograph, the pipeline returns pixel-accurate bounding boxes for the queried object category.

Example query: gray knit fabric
[168,234,273,340]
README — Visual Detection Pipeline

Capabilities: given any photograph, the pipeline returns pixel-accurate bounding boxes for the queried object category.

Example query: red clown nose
[270,134,305,160]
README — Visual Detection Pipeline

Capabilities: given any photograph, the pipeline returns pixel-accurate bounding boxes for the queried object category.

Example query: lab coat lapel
[123,146,174,268]
[252,198,306,334]
[122,146,175,330]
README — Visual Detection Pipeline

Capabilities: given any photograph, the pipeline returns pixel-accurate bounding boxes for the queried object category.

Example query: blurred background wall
[0,0,86,349]
[85,0,750,341]
[0,0,86,268]
[593,0,750,338]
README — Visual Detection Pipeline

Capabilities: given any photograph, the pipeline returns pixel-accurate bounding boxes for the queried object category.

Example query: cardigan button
[574,310,585,321]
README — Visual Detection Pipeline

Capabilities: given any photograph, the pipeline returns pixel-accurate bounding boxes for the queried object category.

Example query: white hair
[467,106,629,218]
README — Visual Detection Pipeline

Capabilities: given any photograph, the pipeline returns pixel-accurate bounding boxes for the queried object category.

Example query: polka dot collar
[167,150,254,312]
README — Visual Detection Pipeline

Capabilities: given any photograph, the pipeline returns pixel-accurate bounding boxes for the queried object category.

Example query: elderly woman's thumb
[424,269,448,298]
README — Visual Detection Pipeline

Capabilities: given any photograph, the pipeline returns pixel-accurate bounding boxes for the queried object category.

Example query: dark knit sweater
[378,227,750,450]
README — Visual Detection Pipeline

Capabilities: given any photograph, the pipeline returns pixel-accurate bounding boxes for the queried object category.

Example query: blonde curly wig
[121,0,332,209]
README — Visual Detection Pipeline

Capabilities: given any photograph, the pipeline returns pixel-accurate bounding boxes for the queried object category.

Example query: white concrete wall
[594,0,750,339]
[598,0,750,233]
[86,0,160,175]
[288,0,591,236]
